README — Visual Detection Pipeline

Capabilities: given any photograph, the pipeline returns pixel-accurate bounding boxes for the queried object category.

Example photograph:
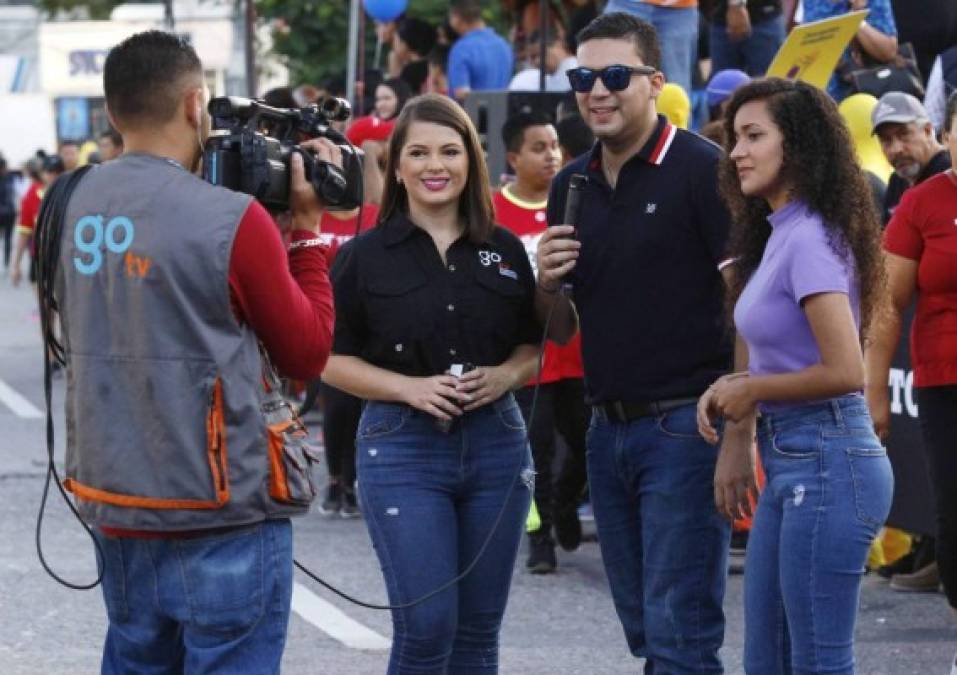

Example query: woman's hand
[698,372,750,442]
[711,373,757,423]
[400,374,466,421]
[713,432,758,521]
[865,383,891,441]
[456,365,518,411]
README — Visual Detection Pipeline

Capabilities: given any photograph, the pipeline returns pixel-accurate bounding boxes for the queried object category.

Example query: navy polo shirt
[546,115,733,404]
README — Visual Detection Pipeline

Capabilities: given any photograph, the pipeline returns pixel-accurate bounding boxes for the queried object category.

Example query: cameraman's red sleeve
[228,201,334,379]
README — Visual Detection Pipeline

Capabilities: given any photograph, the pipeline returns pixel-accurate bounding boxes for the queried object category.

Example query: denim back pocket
[357,404,411,440]
[846,447,894,529]
[177,525,265,637]
[771,423,822,459]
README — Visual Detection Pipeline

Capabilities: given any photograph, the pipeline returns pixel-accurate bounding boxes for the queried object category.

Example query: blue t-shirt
[802,0,897,101]
[734,201,860,410]
[447,28,514,95]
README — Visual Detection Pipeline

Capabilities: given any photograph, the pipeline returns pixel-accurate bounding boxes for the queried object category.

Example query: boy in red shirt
[493,111,588,573]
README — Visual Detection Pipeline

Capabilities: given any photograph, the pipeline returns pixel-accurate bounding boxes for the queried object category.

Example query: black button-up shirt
[332,211,540,376]
[547,115,733,404]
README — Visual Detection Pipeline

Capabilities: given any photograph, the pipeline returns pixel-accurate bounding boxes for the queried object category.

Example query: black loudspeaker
[463,90,575,185]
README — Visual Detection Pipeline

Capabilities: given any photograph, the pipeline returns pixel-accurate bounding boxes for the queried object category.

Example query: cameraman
[52,31,336,672]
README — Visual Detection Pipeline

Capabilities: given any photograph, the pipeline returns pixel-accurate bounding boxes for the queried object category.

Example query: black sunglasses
[566,64,657,93]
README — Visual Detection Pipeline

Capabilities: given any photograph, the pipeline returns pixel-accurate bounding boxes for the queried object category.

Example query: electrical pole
[245,0,257,97]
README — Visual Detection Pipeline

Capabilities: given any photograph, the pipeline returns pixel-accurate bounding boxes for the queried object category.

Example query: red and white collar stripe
[648,122,677,166]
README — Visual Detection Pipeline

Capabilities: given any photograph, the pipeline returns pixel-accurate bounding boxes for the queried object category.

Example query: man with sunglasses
[534,12,734,673]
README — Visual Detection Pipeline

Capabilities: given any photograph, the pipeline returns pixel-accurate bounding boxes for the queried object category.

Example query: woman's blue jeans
[356,394,533,675]
[745,395,894,675]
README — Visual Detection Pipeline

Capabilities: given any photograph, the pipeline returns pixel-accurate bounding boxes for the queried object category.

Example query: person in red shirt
[867,92,957,625]
[345,77,412,147]
[494,111,589,573]
[11,156,62,287]
[349,78,413,206]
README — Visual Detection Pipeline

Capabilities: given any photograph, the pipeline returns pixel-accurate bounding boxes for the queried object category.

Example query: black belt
[595,397,699,423]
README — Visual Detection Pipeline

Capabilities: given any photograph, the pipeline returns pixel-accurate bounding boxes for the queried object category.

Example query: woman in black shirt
[323,94,540,674]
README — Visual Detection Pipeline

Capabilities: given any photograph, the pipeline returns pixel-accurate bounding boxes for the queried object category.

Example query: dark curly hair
[719,77,884,335]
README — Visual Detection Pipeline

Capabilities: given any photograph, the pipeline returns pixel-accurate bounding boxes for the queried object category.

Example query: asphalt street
[0,272,955,674]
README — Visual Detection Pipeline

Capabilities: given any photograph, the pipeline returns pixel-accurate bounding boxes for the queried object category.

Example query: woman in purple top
[697,78,894,674]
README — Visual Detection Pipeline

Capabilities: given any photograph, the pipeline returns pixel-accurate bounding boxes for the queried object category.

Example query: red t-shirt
[17,180,43,235]
[493,186,584,384]
[318,203,379,264]
[345,115,396,146]
[883,170,957,387]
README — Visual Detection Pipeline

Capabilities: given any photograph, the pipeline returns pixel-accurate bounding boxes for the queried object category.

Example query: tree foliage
[37,0,133,20]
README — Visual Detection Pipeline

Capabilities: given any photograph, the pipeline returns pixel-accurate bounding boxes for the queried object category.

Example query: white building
[0,0,287,165]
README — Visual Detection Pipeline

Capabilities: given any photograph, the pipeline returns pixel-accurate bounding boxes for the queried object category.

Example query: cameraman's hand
[290,138,343,234]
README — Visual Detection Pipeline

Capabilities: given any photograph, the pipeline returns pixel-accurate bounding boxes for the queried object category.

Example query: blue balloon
[363,0,407,23]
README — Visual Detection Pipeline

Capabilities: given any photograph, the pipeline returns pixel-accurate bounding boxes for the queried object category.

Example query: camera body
[202,96,364,211]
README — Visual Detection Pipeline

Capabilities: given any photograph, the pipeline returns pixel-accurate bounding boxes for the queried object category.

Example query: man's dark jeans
[587,403,730,674]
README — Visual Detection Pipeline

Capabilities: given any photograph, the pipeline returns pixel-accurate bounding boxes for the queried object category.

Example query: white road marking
[291,582,391,651]
[0,379,43,418]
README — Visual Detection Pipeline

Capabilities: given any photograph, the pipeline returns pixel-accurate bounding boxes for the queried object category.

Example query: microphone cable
[34,165,105,590]
[293,287,564,609]
[292,175,587,610]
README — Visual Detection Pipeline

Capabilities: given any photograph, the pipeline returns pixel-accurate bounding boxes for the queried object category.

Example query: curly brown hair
[719,77,884,334]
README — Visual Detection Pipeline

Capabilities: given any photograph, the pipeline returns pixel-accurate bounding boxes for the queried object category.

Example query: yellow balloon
[839,93,893,184]
[78,140,99,167]
[657,83,691,130]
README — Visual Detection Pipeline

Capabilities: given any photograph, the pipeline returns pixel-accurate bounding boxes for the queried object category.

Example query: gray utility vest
[55,153,307,530]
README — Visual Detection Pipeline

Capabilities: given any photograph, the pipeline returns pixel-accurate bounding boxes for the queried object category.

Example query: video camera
[202,96,363,211]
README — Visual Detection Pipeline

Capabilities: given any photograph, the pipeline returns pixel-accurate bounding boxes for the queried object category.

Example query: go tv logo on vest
[73,215,151,278]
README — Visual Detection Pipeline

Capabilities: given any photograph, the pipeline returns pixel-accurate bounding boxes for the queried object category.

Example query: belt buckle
[612,401,626,422]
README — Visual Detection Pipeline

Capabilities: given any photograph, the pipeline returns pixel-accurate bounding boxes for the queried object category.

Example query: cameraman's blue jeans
[744,395,893,675]
[96,519,293,675]
[587,403,730,674]
[356,395,533,675]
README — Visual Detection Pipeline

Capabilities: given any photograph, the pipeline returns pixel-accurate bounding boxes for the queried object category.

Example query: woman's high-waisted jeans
[745,394,894,675]
[356,394,533,675]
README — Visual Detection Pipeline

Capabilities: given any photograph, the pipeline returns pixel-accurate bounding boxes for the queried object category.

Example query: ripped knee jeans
[356,395,533,675]
[745,394,894,675]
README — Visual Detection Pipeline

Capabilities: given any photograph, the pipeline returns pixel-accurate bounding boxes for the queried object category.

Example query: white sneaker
[950,649,957,675]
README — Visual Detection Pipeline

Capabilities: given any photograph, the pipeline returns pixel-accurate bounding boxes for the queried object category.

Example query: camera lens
[320,97,352,122]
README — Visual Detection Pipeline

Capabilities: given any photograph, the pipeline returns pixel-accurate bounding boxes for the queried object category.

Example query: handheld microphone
[563,173,587,226]
[559,173,587,292]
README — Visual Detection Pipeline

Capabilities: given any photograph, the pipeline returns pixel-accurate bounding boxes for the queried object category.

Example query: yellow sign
[766,10,868,90]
